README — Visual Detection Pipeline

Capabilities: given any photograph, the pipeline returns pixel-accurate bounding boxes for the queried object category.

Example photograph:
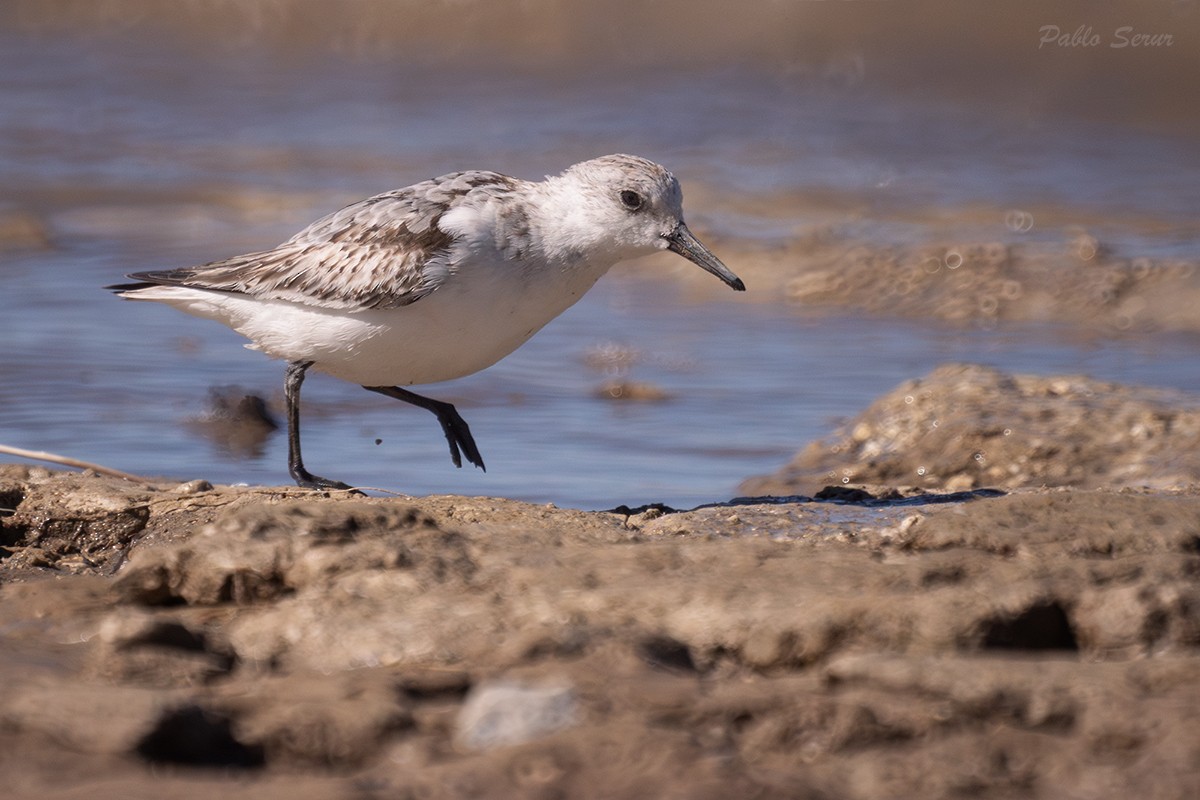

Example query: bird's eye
[619,190,643,211]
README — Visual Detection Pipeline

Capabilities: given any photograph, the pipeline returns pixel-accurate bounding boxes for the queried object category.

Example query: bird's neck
[519,180,624,270]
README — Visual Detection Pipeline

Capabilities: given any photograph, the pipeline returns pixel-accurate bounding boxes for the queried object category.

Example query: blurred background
[2,0,1198,508]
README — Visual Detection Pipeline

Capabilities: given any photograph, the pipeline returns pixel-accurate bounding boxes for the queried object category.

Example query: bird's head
[545,154,745,291]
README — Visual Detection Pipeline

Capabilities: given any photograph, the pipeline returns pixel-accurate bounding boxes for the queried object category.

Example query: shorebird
[110,154,744,490]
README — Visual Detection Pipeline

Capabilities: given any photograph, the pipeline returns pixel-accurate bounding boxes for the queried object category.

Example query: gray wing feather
[125,171,517,310]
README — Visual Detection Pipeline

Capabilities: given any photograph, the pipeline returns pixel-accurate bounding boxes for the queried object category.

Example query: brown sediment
[740,363,1200,497]
[0,209,53,251]
[1,450,1198,797]
[185,386,280,460]
[641,210,1200,334]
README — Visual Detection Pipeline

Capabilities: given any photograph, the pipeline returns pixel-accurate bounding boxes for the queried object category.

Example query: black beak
[664,223,745,292]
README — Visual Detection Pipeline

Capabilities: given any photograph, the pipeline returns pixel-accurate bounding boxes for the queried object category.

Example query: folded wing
[109,170,518,310]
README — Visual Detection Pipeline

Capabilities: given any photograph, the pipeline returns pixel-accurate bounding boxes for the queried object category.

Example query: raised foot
[434,405,486,471]
[362,385,486,472]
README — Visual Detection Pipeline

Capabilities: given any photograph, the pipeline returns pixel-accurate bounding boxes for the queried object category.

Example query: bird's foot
[361,385,486,472]
[433,406,486,471]
[290,469,362,495]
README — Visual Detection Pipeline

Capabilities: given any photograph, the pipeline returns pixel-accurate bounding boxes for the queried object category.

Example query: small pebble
[456,680,578,751]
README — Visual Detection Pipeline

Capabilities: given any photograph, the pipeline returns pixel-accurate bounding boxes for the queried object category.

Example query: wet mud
[742,363,1200,496]
[2,449,1198,797]
[671,221,1200,334]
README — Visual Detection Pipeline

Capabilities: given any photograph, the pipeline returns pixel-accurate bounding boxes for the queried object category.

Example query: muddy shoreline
[2,454,1198,797]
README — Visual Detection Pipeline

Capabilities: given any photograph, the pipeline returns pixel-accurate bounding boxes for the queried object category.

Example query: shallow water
[5,260,1199,509]
[2,8,1199,508]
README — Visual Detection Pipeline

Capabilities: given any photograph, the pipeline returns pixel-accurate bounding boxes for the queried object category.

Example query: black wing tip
[106,280,155,293]
[106,270,188,293]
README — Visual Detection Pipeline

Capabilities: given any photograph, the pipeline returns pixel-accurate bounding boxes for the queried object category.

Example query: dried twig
[0,444,152,482]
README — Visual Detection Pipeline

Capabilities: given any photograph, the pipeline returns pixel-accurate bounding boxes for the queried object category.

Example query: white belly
[124,258,612,387]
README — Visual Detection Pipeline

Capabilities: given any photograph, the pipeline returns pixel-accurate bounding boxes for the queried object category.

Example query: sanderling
[109,154,744,490]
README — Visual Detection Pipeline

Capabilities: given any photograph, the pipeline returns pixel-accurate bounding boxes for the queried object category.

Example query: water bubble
[842,476,850,484]
[904,395,914,404]
[1005,209,1034,233]
[932,420,939,428]
[917,466,926,476]
[974,452,985,462]
[944,250,964,270]
[922,256,942,274]
[1074,234,1100,262]
[1003,428,1012,436]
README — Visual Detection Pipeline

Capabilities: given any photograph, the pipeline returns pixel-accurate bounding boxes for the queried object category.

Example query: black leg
[363,385,486,471]
[285,361,355,491]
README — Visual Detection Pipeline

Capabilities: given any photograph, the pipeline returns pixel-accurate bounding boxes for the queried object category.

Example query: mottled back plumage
[121,170,523,310]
